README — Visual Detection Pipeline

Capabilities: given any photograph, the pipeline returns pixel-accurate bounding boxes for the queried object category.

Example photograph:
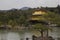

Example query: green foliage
[43,12,60,26]
[0,8,60,28]
[32,24,49,31]
[0,9,34,27]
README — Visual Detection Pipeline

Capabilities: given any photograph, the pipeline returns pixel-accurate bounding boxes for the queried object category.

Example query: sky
[0,0,59,10]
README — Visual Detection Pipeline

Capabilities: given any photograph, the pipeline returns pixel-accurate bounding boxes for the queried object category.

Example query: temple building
[29,9,48,25]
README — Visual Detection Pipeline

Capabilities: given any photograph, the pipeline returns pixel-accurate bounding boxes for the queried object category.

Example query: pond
[49,27,60,40]
[0,31,33,40]
[0,27,60,40]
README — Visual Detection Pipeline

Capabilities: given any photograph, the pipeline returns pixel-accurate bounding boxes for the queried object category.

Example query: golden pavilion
[29,9,48,24]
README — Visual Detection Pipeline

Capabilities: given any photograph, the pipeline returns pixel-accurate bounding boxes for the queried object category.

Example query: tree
[43,12,60,26]
[31,23,50,40]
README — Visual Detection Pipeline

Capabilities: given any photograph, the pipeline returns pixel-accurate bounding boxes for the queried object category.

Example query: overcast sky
[0,0,59,10]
